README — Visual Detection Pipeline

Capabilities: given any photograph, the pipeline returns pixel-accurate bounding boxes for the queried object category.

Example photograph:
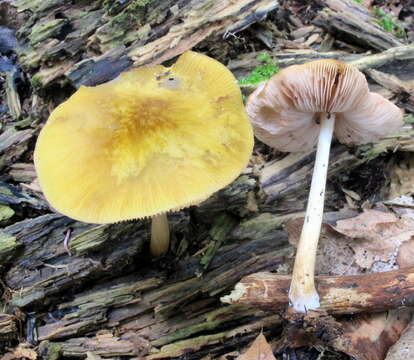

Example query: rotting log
[0,127,34,172]
[3,214,147,308]
[313,0,404,51]
[0,192,291,357]
[14,0,278,89]
[258,125,414,212]
[14,0,414,92]
[0,314,18,341]
[221,268,414,315]
[366,69,414,113]
[2,0,414,358]
[259,144,363,211]
[350,45,414,72]
[229,45,414,76]
[0,90,411,360]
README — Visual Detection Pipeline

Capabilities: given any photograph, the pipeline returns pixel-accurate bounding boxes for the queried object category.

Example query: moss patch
[238,53,279,85]
[0,205,14,222]
[373,8,406,38]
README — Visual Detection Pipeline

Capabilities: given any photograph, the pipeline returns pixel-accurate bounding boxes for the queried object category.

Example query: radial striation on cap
[34,51,254,224]
[246,59,403,152]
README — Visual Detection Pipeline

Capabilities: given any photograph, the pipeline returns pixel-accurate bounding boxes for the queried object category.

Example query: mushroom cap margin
[246,60,403,152]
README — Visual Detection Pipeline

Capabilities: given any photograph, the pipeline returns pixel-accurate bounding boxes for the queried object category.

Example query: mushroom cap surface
[34,51,253,223]
[246,60,403,152]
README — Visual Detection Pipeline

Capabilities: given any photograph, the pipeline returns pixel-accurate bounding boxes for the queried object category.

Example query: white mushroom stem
[289,112,336,312]
[150,213,170,256]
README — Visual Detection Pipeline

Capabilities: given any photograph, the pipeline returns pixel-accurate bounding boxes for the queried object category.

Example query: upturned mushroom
[246,59,403,312]
[34,51,253,256]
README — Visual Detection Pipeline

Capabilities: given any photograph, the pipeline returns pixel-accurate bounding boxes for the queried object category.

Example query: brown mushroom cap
[246,60,404,152]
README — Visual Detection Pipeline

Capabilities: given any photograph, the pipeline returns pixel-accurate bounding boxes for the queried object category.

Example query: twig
[222,267,414,315]
[63,228,72,256]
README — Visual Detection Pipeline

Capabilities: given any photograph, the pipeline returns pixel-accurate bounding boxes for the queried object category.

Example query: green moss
[0,205,14,222]
[373,8,406,38]
[352,0,363,4]
[152,304,250,347]
[136,0,152,6]
[404,116,414,124]
[29,18,67,45]
[15,117,34,129]
[98,0,152,47]
[45,343,62,360]
[239,53,279,85]
[39,341,62,360]
[31,75,43,90]
[105,0,151,14]
[0,232,18,268]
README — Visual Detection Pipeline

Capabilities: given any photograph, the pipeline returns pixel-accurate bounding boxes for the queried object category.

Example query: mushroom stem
[150,213,170,256]
[289,112,336,313]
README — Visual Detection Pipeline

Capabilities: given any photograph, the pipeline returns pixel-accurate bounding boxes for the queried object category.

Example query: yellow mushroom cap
[247,60,403,152]
[34,51,253,223]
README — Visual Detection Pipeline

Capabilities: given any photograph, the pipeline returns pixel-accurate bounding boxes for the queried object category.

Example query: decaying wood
[230,45,414,76]
[259,144,363,210]
[0,314,18,341]
[3,214,145,308]
[0,206,289,357]
[2,0,414,358]
[259,126,414,211]
[313,0,404,51]
[234,45,414,99]
[0,127,34,172]
[0,181,45,211]
[366,69,414,113]
[222,268,414,315]
[0,106,411,358]
[14,0,278,89]
[5,70,21,120]
[130,0,279,67]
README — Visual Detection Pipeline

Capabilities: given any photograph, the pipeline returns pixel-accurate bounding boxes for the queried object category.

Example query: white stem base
[150,213,170,256]
[289,113,336,313]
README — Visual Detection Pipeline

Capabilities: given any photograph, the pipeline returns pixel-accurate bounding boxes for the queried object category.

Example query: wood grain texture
[222,268,414,315]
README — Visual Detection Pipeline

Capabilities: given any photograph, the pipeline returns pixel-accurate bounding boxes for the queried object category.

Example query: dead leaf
[286,208,414,274]
[285,210,361,276]
[332,209,414,269]
[237,333,276,360]
[333,309,413,360]
[385,317,414,360]
[285,208,414,357]
[396,240,414,267]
